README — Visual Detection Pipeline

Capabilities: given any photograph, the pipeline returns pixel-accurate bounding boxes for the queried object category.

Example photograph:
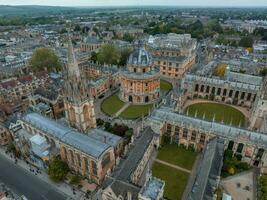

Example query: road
[0,153,67,200]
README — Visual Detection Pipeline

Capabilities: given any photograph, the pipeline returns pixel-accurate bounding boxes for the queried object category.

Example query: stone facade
[21,113,117,185]
[60,143,115,184]
[0,124,11,146]
[120,45,160,104]
[0,71,48,103]
[149,107,267,168]
[147,33,197,79]
[63,39,96,132]
[181,73,262,108]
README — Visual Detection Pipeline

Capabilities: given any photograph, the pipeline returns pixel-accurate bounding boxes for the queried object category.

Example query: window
[101,153,111,169]
[191,131,197,141]
[91,161,98,176]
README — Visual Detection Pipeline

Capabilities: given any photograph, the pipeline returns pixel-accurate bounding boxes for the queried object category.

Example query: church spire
[67,36,80,78]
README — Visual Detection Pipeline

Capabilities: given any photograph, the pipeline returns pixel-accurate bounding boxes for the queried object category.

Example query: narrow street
[0,153,67,200]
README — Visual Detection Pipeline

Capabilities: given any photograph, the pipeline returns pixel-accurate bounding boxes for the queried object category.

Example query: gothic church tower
[63,37,96,132]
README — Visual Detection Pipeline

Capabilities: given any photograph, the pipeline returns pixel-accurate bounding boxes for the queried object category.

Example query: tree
[74,24,81,32]
[48,157,69,182]
[259,175,267,200]
[70,175,81,185]
[97,44,120,65]
[122,33,134,43]
[239,36,253,48]
[260,68,267,77]
[29,48,61,72]
[119,48,132,66]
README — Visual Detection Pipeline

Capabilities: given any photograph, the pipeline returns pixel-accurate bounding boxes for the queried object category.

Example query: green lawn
[101,95,126,116]
[119,104,153,119]
[185,102,246,127]
[157,143,197,170]
[160,79,173,92]
[152,162,189,200]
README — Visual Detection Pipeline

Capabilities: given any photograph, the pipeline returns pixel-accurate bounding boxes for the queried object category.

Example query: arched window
[69,107,76,124]
[129,95,133,102]
[91,161,98,176]
[83,105,90,122]
[101,153,111,169]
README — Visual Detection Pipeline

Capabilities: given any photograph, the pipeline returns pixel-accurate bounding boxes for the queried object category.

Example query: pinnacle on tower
[67,36,80,78]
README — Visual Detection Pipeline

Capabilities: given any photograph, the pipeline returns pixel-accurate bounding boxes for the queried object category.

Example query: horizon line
[0,4,267,8]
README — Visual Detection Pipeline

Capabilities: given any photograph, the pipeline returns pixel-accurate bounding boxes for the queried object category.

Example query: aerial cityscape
[0,1,266,200]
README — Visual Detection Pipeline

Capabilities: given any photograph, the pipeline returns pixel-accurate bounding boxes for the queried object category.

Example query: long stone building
[181,67,263,108]
[149,107,267,168]
[101,127,165,200]
[147,33,197,79]
[21,112,120,184]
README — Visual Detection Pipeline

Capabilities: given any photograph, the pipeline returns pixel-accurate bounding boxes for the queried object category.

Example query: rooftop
[139,176,164,200]
[149,107,267,148]
[23,113,112,158]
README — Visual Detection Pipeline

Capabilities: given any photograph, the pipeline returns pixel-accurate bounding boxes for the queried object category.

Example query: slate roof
[150,107,267,148]
[23,113,112,158]
[186,138,224,200]
[102,127,155,199]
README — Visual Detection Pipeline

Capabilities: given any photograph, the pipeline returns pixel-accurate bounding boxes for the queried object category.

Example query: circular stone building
[120,45,160,104]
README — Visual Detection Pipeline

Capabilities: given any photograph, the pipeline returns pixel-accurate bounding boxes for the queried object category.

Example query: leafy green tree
[70,175,81,185]
[29,48,61,72]
[97,44,120,65]
[122,33,134,43]
[74,24,81,32]
[48,157,69,182]
[259,175,267,200]
[260,68,267,77]
[239,36,253,48]
[119,48,132,66]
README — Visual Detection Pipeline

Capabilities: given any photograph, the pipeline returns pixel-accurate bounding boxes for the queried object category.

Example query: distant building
[147,33,197,79]
[80,36,103,52]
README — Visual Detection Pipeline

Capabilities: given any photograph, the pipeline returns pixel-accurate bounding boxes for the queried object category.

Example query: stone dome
[127,47,152,66]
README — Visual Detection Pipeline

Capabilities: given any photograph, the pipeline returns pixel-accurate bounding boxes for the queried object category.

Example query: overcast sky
[0,0,266,7]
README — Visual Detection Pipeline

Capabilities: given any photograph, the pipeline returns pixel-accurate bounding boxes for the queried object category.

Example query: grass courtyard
[151,142,197,199]
[185,102,246,127]
[152,162,189,200]
[160,79,173,92]
[157,143,197,170]
[101,95,125,116]
[119,104,153,119]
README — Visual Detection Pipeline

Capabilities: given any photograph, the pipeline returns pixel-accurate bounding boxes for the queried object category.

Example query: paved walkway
[155,159,191,174]
[0,147,86,200]
[115,103,129,117]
